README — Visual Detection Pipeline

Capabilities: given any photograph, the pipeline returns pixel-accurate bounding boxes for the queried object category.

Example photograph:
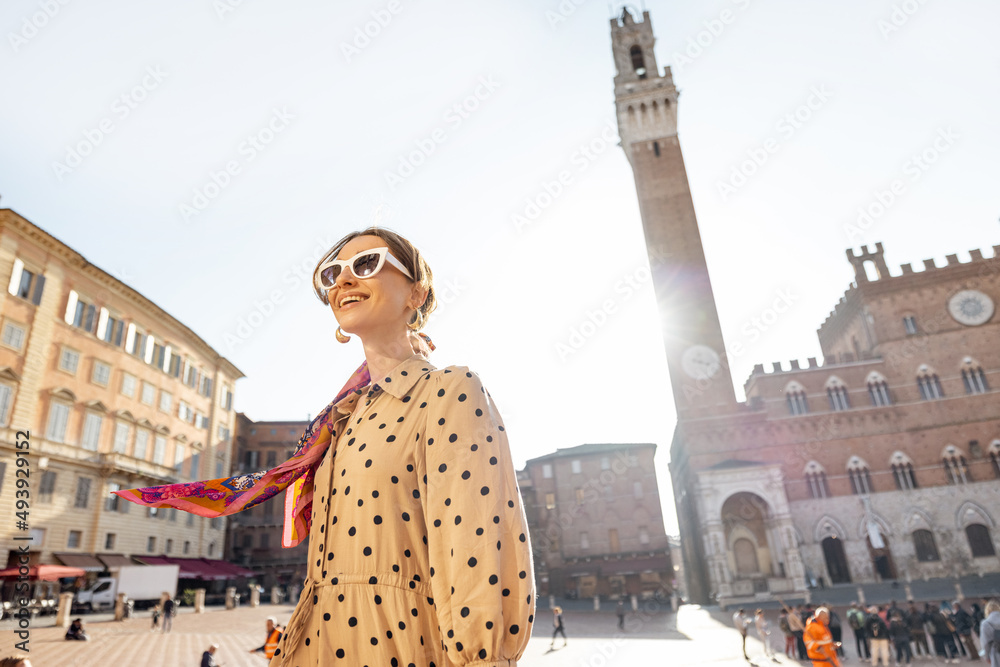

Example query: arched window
[785,381,809,416]
[917,365,943,400]
[912,529,940,561]
[889,452,917,490]
[847,456,872,495]
[804,461,830,499]
[960,358,989,395]
[825,377,850,412]
[966,524,996,558]
[989,440,1000,479]
[942,445,971,485]
[629,45,646,76]
[867,372,891,407]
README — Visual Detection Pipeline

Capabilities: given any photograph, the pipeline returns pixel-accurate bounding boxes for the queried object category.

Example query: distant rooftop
[524,442,655,466]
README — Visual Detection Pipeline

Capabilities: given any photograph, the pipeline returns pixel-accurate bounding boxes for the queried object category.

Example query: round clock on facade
[681,344,721,380]
[947,290,994,326]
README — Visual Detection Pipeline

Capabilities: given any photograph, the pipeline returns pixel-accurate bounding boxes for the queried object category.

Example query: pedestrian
[889,611,913,665]
[929,604,960,663]
[786,603,807,660]
[825,602,844,658]
[755,608,774,659]
[0,656,32,667]
[114,229,535,666]
[201,643,222,667]
[954,601,981,661]
[551,606,567,649]
[250,617,283,660]
[804,606,841,667]
[616,599,626,630]
[864,605,891,666]
[980,599,1000,667]
[733,608,751,661]
[779,608,795,658]
[151,603,161,631]
[907,601,930,657]
[65,617,89,641]
[847,601,870,660]
[162,595,175,633]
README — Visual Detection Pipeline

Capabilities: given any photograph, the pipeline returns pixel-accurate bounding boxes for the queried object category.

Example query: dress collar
[334,355,435,413]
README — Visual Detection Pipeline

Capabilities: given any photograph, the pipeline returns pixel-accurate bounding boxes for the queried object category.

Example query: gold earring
[406,310,424,331]
[335,327,351,344]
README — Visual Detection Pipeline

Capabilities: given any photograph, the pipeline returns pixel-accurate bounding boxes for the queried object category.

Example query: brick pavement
[0,603,826,667]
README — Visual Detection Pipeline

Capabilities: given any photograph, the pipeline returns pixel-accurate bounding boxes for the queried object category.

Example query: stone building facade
[0,208,243,571]
[518,443,673,600]
[226,413,309,590]
[610,10,1000,606]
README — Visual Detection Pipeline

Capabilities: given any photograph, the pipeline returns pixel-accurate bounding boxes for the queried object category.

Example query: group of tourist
[758,598,1000,666]
[841,599,1000,664]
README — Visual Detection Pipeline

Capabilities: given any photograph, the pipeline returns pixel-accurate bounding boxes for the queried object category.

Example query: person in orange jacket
[250,617,283,660]
[804,607,841,667]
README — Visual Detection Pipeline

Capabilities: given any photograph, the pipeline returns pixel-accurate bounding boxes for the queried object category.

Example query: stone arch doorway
[721,492,774,578]
[821,536,851,584]
[733,538,760,575]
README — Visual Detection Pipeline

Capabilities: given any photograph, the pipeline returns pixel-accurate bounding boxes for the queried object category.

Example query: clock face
[948,290,994,326]
[681,345,721,380]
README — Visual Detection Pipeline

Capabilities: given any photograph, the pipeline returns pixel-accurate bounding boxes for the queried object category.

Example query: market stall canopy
[0,565,87,580]
[97,554,136,569]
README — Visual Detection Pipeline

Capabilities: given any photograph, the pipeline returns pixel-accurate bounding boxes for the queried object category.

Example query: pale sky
[2,0,997,534]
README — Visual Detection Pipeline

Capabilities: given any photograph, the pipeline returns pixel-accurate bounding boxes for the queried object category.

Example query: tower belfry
[611,8,736,417]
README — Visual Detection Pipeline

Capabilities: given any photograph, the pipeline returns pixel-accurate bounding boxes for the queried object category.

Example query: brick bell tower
[611,8,736,418]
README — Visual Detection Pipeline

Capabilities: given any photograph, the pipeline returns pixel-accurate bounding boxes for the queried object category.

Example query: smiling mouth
[339,295,368,308]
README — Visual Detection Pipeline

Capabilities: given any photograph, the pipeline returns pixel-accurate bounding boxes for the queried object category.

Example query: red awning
[53,553,105,572]
[0,565,87,581]
[133,557,253,581]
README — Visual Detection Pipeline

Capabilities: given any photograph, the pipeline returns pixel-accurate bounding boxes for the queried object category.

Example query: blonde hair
[311,227,436,331]
[986,599,1000,615]
[1,657,28,667]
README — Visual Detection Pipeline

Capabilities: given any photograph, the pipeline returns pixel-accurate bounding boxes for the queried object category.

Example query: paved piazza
[1,603,801,667]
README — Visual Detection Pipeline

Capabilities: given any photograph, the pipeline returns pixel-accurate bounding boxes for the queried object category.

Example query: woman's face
[327,235,422,338]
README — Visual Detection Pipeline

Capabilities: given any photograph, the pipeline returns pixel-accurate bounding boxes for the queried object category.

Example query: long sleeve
[417,367,535,666]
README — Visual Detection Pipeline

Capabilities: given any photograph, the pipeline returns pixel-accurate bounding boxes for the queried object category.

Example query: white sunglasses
[316,247,414,290]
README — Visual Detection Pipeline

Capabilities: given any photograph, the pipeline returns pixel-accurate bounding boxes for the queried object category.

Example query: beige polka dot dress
[269,355,535,666]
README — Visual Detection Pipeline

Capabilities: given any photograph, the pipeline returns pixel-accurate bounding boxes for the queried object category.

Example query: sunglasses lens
[353,253,381,277]
[320,265,341,287]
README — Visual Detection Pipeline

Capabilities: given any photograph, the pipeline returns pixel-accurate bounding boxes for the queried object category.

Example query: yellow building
[0,208,243,571]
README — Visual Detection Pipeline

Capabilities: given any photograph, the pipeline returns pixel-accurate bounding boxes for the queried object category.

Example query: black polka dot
[449,433,458,443]
[461,471,471,480]
[489,574,498,585]
[468,557,477,567]
[460,607,470,617]
[363,546,372,556]
[373,515,382,525]
[437,389,445,397]
[454,516,462,525]
[336,649,345,658]
[480,486,489,495]
[438,463,447,473]
[348,616,357,627]
[323,612,331,621]
[458,393,467,402]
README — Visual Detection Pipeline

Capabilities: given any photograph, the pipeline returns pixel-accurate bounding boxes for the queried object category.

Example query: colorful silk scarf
[113,361,371,548]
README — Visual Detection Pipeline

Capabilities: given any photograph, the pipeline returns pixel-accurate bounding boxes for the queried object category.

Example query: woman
[116,228,535,666]
[551,606,567,649]
[754,608,773,658]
